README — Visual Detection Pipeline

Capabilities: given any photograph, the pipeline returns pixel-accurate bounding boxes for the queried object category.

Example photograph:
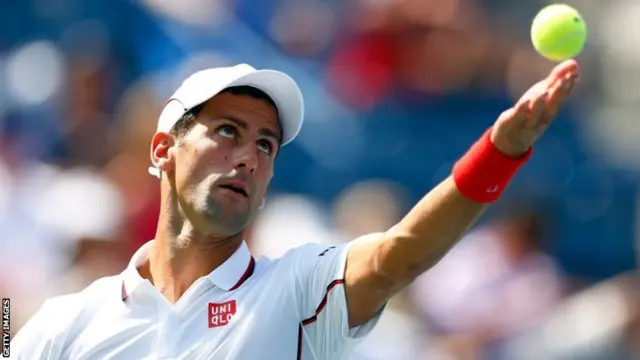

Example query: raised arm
[344,60,579,327]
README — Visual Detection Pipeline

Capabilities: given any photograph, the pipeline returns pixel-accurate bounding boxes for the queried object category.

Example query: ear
[150,132,176,174]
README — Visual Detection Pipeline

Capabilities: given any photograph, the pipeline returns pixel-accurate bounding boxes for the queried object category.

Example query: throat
[143,237,242,303]
[141,259,205,304]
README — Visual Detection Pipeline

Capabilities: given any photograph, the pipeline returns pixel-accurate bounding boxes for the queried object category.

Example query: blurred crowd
[2,0,640,359]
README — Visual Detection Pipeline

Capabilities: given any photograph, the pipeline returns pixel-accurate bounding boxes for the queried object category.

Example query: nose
[233,143,258,173]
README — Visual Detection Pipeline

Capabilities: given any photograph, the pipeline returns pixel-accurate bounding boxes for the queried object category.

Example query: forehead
[202,92,281,136]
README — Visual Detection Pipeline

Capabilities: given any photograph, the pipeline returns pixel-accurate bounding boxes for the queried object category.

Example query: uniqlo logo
[208,300,236,328]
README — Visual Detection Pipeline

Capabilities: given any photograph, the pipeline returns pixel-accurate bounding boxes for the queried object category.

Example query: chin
[202,202,252,235]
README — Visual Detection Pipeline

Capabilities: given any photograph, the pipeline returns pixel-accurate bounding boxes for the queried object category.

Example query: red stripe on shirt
[297,279,345,359]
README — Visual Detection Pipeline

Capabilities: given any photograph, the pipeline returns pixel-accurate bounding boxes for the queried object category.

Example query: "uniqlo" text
[208,300,237,328]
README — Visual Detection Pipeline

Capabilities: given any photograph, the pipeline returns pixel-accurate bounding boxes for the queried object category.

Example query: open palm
[490,59,580,157]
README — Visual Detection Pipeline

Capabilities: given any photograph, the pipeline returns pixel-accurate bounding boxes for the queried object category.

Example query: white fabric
[148,63,304,178]
[122,240,252,293]
[10,242,382,360]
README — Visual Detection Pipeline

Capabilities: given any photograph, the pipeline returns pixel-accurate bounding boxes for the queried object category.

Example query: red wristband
[452,127,532,203]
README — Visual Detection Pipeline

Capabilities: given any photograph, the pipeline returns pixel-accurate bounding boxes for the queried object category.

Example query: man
[11,61,579,359]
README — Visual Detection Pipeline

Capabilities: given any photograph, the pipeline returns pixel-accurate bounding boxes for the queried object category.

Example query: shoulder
[28,275,121,336]
[268,242,350,287]
[11,275,122,357]
[257,243,343,269]
[47,275,120,310]
[254,243,345,284]
[279,243,344,262]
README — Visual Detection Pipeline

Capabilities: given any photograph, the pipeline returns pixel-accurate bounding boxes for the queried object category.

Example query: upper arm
[343,232,394,327]
[10,300,59,360]
[345,178,491,326]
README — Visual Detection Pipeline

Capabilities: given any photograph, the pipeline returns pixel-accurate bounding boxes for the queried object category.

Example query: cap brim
[227,70,304,145]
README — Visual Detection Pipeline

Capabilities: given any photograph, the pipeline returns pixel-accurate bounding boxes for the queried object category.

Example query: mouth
[219,181,249,198]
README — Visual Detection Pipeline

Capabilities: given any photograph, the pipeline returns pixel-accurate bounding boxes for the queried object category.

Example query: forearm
[375,176,487,285]
[370,123,534,288]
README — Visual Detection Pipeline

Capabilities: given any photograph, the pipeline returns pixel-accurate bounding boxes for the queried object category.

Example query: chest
[65,286,303,359]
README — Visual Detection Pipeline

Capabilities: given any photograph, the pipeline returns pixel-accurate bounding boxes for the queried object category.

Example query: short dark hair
[169,86,278,139]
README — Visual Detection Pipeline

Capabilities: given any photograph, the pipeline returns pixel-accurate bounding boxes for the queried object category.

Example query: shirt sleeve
[290,242,385,360]
[9,300,60,360]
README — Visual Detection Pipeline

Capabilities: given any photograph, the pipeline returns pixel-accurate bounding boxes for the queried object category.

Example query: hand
[490,59,580,157]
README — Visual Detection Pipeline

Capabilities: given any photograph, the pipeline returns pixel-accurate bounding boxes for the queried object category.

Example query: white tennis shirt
[10,240,382,359]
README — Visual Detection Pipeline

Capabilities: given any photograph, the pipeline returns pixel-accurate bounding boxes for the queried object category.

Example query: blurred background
[2,0,640,359]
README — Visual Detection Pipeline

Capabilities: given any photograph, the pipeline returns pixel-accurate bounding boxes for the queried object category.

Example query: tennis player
[11,60,579,359]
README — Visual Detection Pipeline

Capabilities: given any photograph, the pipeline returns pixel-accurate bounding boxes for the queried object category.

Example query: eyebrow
[224,116,282,145]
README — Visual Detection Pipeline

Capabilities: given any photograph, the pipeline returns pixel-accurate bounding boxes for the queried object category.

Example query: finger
[513,99,529,127]
[518,60,579,107]
[515,99,530,116]
[548,65,579,91]
[516,82,545,107]
[498,100,529,131]
[540,91,562,127]
[565,72,579,93]
[514,100,532,130]
[498,100,528,129]
[547,76,570,108]
[548,59,580,82]
[554,73,577,104]
[528,91,548,127]
[541,74,578,125]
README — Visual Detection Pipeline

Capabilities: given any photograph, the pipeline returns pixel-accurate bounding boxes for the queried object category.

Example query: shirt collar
[206,241,255,291]
[121,240,255,301]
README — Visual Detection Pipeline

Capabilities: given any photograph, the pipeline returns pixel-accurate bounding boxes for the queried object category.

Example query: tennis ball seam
[535,30,586,53]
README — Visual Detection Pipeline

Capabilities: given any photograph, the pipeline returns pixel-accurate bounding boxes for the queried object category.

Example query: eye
[257,139,274,155]
[216,125,236,139]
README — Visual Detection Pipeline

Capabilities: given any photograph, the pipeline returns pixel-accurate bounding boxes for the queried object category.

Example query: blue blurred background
[2,0,640,359]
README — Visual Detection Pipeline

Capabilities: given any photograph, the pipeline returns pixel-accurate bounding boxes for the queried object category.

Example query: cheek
[192,141,233,174]
[255,166,274,193]
[173,146,214,188]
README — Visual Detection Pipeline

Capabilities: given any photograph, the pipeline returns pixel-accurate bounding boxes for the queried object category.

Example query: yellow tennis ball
[531,4,587,62]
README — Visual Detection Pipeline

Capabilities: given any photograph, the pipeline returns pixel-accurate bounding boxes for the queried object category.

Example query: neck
[140,203,244,304]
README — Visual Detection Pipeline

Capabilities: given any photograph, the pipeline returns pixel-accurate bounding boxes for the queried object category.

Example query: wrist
[452,127,532,203]
[489,130,531,158]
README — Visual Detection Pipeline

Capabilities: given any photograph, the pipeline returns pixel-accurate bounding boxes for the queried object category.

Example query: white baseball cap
[148,63,304,178]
